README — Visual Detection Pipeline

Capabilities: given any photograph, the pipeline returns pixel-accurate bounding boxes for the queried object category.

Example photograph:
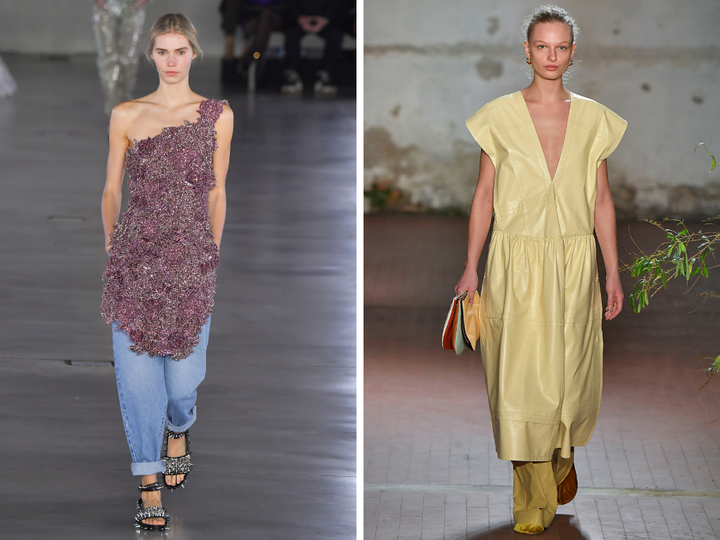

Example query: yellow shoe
[513,523,544,535]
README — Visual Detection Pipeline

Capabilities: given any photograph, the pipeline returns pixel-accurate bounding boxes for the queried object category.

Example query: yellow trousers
[512,449,574,528]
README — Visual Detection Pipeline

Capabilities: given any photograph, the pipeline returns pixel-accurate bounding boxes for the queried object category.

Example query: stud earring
[569,59,574,66]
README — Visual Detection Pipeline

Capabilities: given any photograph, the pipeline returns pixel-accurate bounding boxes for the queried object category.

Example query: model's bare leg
[139,474,165,527]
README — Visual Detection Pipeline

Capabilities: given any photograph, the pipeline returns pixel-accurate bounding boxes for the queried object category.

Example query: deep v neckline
[518,91,573,182]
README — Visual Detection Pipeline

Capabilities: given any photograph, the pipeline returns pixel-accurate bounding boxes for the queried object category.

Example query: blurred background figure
[220,0,286,82]
[343,0,356,39]
[92,0,148,114]
[282,0,346,95]
[0,55,17,97]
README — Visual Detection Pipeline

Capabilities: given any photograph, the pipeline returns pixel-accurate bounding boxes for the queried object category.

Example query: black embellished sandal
[135,482,170,531]
[162,429,192,490]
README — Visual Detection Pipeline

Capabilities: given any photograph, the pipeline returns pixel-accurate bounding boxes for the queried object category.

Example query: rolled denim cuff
[131,459,166,476]
[166,405,197,433]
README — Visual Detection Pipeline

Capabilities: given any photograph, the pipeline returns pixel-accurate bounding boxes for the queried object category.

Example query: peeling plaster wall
[365,0,720,218]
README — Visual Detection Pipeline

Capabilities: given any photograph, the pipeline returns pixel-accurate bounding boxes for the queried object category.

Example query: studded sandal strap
[138,481,164,492]
[135,502,170,524]
[163,453,193,474]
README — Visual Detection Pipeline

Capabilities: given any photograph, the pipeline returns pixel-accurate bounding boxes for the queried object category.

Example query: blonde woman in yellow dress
[455,5,626,535]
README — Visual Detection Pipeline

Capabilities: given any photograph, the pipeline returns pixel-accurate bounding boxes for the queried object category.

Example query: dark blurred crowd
[220,0,356,94]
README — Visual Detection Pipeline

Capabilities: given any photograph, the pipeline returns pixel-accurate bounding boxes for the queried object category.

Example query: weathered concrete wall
[365,0,720,218]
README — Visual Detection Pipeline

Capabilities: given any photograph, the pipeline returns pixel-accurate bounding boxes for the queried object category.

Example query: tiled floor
[365,214,720,539]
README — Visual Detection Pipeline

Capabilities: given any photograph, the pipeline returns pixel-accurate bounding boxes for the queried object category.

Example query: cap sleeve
[594,106,627,164]
[465,104,498,165]
[199,99,227,126]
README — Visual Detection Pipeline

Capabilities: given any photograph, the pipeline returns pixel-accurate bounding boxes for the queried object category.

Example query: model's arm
[455,150,495,303]
[209,104,234,250]
[101,105,131,255]
[594,159,623,320]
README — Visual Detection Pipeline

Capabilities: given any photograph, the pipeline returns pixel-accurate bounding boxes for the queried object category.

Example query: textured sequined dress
[101,99,226,360]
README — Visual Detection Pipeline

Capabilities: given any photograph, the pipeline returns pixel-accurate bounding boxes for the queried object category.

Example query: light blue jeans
[112,318,210,476]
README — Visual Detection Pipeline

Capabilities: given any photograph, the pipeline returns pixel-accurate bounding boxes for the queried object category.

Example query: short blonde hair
[145,13,203,62]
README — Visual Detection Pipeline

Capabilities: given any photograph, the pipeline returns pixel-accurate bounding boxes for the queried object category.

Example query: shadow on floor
[455,515,591,540]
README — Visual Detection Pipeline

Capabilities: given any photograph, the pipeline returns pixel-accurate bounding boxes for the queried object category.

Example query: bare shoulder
[110,100,142,127]
[110,98,158,133]
[113,97,161,116]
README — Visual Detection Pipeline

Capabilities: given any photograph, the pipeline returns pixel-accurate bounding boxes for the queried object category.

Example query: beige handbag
[442,291,481,354]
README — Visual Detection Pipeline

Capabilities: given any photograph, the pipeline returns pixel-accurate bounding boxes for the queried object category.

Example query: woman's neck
[152,80,196,109]
[523,76,570,103]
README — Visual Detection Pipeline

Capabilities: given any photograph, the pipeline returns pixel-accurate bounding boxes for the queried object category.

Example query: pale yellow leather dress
[465,91,627,462]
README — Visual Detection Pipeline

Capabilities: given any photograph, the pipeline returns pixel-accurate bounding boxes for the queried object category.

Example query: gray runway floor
[0,55,356,538]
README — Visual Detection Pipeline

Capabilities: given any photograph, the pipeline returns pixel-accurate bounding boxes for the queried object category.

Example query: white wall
[0,1,227,56]
[365,0,720,218]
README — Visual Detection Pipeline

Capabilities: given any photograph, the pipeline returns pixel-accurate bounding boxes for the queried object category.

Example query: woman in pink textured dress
[100,13,233,530]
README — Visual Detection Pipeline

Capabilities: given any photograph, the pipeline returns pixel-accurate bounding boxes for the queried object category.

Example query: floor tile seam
[620,434,655,486]
[660,435,695,490]
[617,496,651,539]
[602,427,633,488]
[611,425,636,480]
[677,434,716,491]
[656,497,695,539]
[608,494,630,539]
[639,436,663,491]
[693,432,720,488]
[589,496,604,536]
[678,497,716,538]
[364,483,720,499]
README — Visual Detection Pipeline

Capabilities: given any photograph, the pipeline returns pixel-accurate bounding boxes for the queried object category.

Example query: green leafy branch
[623,140,719,383]
[701,353,720,388]
[625,219,719,313]
[696,139,718,172]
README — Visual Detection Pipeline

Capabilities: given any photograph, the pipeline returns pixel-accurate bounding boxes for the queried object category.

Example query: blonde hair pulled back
[145,13,203,62]
[523,5,578,45]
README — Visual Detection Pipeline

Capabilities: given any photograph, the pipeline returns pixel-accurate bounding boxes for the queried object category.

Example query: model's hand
[455,268,479,305]
[605,272,623,320]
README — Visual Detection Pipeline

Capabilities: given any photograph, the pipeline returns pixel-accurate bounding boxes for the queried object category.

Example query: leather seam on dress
[480,315,565,327]
[492,229,595,241]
